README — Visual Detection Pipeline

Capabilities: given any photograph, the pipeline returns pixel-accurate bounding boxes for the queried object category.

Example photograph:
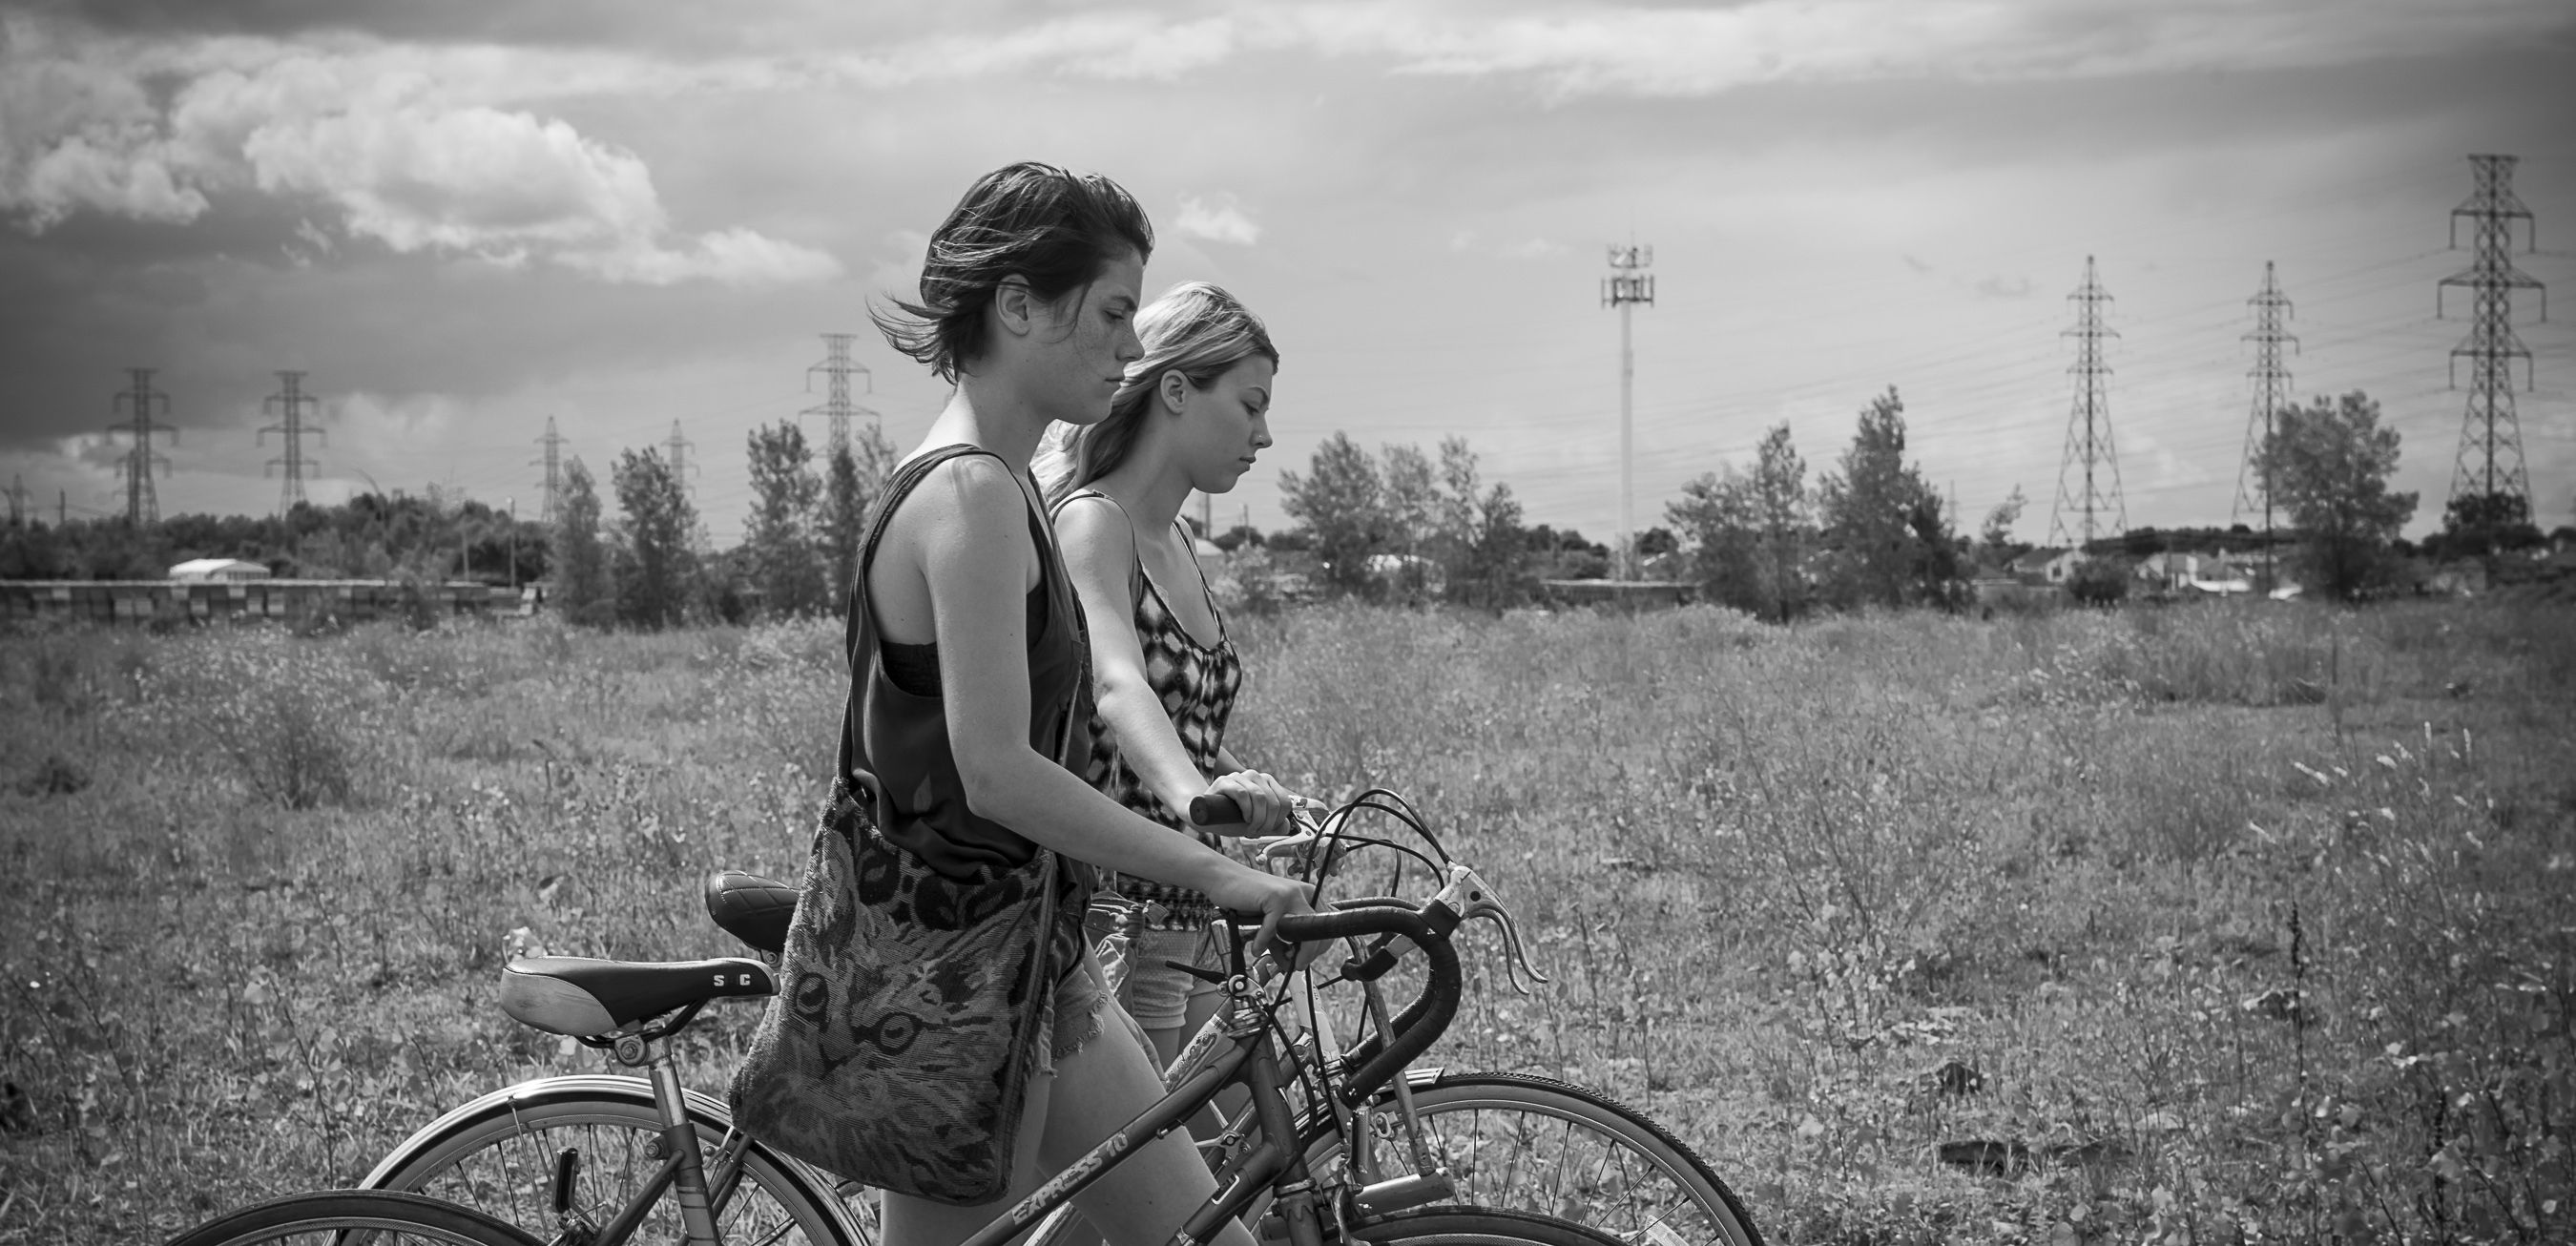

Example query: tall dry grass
[0,598,2568,1244]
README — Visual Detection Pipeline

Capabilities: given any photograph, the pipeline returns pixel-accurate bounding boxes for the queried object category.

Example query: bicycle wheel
[165,1189,543,1246]
[362,1075,871,1246]
[1331,1072,1765,1246]
[1355,1206,1640,1246]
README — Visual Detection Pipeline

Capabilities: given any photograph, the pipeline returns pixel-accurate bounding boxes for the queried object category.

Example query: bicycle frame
[965,931,1338,1246]
[547,1034,750,1246]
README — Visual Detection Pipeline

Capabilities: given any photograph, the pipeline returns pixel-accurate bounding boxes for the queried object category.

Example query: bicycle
[165,1188,546,1245]
[364,792,1762,1246]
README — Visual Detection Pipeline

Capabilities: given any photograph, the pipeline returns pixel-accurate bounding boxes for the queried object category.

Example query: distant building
[2010,548,2088,585]
[2133,550,2254,595]
[169,558,271,582]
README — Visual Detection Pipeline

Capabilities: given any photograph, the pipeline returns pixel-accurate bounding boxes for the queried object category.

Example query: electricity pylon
[802,333,877,446]
[531,417,567,524]
[2439,153,2545,530]
[2234,262,2297,588]
[662,421,697,495]
[2047,257,2125,549]
[109,368,175,526]
[260,370,324,513]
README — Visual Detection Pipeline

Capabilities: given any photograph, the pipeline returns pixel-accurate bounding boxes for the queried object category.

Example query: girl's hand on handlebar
[1198,770,1302,838]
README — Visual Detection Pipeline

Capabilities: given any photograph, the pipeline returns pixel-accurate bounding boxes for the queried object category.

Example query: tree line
[4,384,2556,624]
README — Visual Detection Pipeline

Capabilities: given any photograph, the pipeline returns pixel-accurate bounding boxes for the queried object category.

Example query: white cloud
[1499,237,1564,260]
[785,1,2573,99]
[1262,0,2573,97]
[1174,193,1261,246]
[0,13,840,286]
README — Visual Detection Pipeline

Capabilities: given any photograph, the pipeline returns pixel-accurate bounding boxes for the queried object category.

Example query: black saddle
[500,956,775,1037]
[705,870,799,955]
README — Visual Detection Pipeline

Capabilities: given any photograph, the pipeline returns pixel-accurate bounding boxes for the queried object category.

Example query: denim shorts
[1037,944,1151,1073]
[1115,925,1225,1030]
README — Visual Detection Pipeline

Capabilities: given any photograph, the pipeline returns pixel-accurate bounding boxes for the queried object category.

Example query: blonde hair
[1038,281,1278,506]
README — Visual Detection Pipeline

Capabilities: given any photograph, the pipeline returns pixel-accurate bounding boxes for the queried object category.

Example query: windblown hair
[871,162,1155,384]
[1038,281,1279,507]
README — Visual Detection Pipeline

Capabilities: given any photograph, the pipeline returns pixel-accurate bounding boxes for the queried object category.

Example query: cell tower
[2233,262,2298,564]
[260,370,323,513]
[2438,153,2545,528]
[802,332,876,446]
[662,421,697,494]
[5,474,27,528]
[531,417,568,524]
[2047,257,2126,549]
[1602,243,1654,579]
[109,367,175,526]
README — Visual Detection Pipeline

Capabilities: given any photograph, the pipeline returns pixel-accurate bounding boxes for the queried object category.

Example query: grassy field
[2,599,2570,1244]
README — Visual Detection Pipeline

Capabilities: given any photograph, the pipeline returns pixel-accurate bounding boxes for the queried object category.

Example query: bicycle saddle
[705,870,799,955]
[501,956,775,1036]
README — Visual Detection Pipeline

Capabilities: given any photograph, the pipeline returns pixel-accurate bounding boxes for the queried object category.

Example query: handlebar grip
[1269,903,1423,946]
[1189,793,1245,825]
[1338,933,1459,1108]
[1260,904,1462,1108]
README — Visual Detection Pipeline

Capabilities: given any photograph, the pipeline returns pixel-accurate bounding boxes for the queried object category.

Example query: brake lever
[1244,802,1338,878]
[1431,864,1550,993]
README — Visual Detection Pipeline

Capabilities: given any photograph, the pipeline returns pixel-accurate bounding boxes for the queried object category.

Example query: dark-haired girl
[856,163,1298,1246]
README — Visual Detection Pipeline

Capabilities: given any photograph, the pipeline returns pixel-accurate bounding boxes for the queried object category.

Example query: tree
[2257,390,2417,600]
[1278,432,1385,595]
[820,422,898,610]
[1746,423,1811,620]
[2431,489,2543,560]
[1978,486,2027,566]
[1377,443,1441,600]
[745,420,826,617]
[1434,436,1528,609]
[551,457,613,626]
[610,446,700,629]
[1817,388,1954,609]
[1667,468,1760,612]
[1380,443,1438,559]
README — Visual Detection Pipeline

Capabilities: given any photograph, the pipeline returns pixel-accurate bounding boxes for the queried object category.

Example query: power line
[1603,241,1654,578]
[108,367,174,527]
[2439,153,2545,525]
[259,370,323,514]
[2048,257,2126,548]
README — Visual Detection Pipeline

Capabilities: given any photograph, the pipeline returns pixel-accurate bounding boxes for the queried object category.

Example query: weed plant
[0,599,2568,1243]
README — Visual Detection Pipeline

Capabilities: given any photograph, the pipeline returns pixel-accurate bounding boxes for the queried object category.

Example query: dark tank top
[837,445,1094,884]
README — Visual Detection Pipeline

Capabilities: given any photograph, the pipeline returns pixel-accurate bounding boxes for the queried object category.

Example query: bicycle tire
[361,1075,870,1246]
[1351,1206,1642,1246]
[164,1189,545,1246]
[1322,1071,1765,1246]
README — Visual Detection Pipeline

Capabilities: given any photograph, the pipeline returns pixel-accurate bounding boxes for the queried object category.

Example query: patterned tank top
[1058,491,1244,931]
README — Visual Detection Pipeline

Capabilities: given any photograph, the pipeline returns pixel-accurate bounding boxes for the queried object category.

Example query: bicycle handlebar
[1189,792,1244,825]
[1257,902,1462,1109]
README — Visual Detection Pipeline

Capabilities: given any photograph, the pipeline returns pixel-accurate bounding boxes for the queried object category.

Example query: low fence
[1537,578,1696,610]
[0,579,527,628]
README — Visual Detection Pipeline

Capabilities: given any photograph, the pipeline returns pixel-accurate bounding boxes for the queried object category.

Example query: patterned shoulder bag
[727,780,1060,1204]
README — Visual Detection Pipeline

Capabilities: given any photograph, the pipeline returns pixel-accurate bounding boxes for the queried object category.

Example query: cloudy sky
[4,0,2572,546]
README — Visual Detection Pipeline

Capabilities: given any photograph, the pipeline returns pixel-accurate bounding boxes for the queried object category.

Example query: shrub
[177,633,381,809]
